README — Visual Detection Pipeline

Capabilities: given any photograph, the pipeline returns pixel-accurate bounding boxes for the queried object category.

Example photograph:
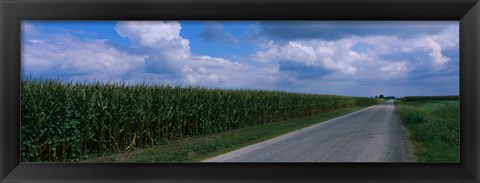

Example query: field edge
[83,106,374,163]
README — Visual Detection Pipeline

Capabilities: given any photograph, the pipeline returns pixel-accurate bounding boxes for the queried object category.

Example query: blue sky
[21,21,459,97]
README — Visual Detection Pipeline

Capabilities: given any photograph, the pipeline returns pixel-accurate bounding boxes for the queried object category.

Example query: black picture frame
[1,0,479,182]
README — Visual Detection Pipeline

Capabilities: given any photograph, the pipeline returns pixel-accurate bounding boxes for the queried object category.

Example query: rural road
[203,100,415,162]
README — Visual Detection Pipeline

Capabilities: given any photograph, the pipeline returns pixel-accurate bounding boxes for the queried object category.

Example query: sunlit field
[21,79,380,162]
[21,21,459,162]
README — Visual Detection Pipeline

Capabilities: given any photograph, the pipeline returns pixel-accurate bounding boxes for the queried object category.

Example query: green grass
[395,99,459,163]
[402,95,459,101]
[83,106,369,162]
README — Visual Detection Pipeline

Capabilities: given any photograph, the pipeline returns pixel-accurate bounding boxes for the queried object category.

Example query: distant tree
[375,96,378,98]
[379,95,384,98]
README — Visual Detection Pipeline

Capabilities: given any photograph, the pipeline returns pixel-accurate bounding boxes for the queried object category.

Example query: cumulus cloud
[198,22,239,45]
[251,21,458,86]
[183,56,240,84]
[22,21,459,97]
[115,21,191,61]
[380,62,409,78]
[415,38,450,69]
[253,39,360,77]
[113,21,279,89]
[22,32,146,81]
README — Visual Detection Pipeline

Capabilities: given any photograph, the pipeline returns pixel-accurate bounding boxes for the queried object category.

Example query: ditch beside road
[203,100,415,162]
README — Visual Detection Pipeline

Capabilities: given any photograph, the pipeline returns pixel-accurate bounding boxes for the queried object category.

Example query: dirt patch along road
[203,100,415,162]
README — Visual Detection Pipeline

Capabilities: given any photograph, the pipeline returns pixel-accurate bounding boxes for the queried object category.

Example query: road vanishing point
[203,100,415,162]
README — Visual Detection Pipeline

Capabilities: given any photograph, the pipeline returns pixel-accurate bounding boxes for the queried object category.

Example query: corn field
[21,79,381,162]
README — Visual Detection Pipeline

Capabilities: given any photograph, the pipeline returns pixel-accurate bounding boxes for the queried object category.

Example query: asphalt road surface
[203,100,415,162]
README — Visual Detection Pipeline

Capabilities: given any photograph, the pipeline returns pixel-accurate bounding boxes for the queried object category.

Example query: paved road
[203,100,415,162]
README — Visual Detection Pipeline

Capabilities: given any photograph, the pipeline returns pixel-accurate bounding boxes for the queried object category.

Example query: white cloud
[115,21,183,46]
[253,39,360,76]
[288,42,317,65]
[28,40,46,44]
[252,27,457,82]
[115,21,190,61]
[23,33,146,81]
[380,61,409,78]
[113,21,280,89]
[415,38,451,70]
[179,55,280,88]
[22,21,459,97]
[432,23,459,49]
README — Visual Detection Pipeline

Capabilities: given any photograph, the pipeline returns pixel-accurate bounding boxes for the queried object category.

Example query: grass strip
[85,106,368,162]
[395,100,459,163]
